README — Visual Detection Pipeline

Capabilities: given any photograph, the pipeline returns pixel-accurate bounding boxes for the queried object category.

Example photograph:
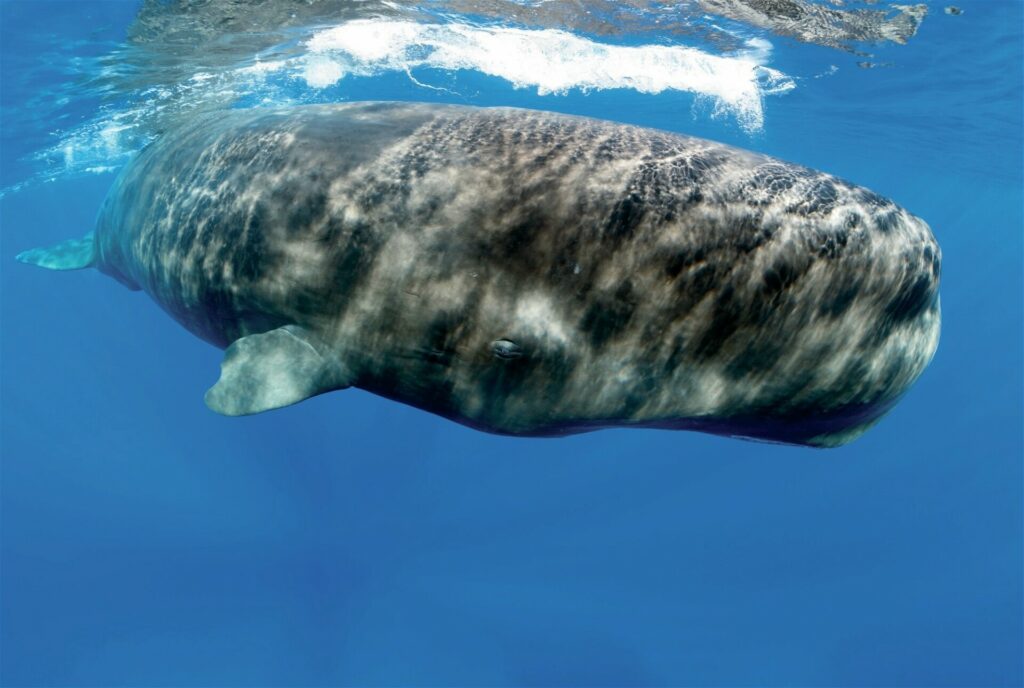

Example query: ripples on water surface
[5,0,1011,193]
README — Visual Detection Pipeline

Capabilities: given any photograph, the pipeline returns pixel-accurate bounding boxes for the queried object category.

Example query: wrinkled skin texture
[94,102,940,446]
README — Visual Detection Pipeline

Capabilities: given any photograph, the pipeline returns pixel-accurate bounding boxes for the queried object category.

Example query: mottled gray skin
[91,102,939,446]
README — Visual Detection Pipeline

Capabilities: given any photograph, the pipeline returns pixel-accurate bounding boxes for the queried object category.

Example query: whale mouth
[670,398,903,448]
[429,396,900,448]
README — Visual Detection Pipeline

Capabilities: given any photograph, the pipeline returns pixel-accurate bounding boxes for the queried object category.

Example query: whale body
[18,102,940,447]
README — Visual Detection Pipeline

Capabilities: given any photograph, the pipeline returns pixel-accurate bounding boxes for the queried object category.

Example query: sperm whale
[18,102,941,446]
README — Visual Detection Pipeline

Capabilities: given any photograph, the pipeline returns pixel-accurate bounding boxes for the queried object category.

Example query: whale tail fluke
[16,232,96,271]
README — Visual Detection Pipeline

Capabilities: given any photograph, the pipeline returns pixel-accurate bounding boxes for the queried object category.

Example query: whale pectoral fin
[204,325,354,416]
[16,232,96,270]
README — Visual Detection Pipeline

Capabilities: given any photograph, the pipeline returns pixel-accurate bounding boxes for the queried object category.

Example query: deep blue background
[2,1,1022,686]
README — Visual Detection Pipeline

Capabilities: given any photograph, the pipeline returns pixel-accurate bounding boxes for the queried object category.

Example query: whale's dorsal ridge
[204,325,354,416]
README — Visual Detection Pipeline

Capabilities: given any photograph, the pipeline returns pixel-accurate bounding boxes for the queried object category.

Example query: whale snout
[713,200,942,447]
[801,209,941,446]
[879,211,941,322]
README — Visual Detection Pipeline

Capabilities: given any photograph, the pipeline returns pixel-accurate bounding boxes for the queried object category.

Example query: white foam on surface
[303,20,793,131]
[301,57,346,88]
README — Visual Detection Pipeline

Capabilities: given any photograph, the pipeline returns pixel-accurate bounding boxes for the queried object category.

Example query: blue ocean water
[1,0,1021,685]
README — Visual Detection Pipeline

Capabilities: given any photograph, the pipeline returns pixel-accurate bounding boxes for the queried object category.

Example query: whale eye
[491,339,523,360]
